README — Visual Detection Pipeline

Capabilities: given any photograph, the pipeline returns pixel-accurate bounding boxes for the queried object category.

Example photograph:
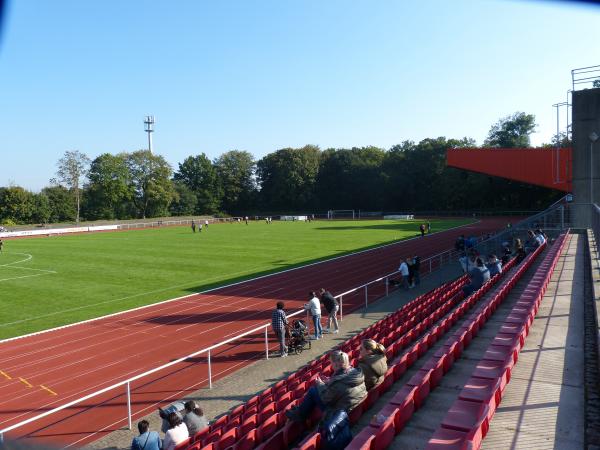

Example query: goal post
[327,210,355,220]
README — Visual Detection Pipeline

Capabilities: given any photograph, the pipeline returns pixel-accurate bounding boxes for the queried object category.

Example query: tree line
[0,112,564,225]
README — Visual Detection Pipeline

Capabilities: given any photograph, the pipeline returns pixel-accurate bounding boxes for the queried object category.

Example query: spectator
[285,351,367,423]
[159,403,185,434]
[162,412,189,450]
[183,401,208,437]
[462,257,490,297]
[304,291,322,340]
[535,229,546,246]
[407,257,416,288]
[412,255,421,286]
[419,223,426,237]
[514,238,526,264]
[132,420,161,450]
[357,339,387,391]
[455,235,465,252]
[271,301,289,356]
[320,288,339,334]
[486,254,502,277]
[398,258,410,289]
[524,230,539,253]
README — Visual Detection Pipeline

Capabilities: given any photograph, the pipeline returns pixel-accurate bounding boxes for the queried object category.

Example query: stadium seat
[191,428,209,444]
[224,415,241,432]
[255,428,285,450]
[441,400,489,437]
[187,443,202,450]
[406,368,432,409]
[234,429,258,450]
[371,413,396,450]
[257,414,279,443]
[283,419,305,447]
[296,431,321,450]
[215,428,238,449]
[240,414,257,436]
[346,427,375,450]
[173,438,190,450]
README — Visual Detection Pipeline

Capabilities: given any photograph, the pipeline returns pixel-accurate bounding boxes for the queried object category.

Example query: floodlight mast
[144,115,155,153]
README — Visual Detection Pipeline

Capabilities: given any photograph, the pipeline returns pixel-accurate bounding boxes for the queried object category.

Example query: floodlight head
[591,132,599,143]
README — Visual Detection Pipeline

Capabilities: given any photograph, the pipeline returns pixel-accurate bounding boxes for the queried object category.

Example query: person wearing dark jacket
[412,255,421,286]
[320,288,339,334]
[357,339,388,390]
[286,351,367,423]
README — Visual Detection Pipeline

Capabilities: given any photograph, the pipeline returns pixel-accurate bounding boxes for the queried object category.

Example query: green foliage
[484,112,537,148]
[257,145,321,211]
[42,185,77,222]
[214,150,257,213]
[174,154,221,214]
[126,150,175,218]
[85,153,133,220]
[0,186,36,224]
[169,181,198,216]
[55,150,91,223]
[594,80,600,88]
[0,218,470,338]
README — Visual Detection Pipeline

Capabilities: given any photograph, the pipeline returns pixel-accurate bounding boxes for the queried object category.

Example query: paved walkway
[482,233,584,449]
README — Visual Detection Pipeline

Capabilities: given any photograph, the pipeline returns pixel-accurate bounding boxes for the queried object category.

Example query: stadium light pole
[592,131,599,206]
[144,115,155,153]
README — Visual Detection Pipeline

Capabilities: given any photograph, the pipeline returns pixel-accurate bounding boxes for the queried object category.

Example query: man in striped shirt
[271,301,289,357]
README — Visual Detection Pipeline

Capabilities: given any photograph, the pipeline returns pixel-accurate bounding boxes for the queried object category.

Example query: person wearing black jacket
[412,255,421,286]
[320,288,340,334]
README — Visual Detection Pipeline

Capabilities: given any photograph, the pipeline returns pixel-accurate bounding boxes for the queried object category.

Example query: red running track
[0,218,509,447]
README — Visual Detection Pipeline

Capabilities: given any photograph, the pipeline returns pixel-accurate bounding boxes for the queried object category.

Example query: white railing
[0,247,461,442]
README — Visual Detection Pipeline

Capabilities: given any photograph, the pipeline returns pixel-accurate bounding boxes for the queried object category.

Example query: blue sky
[1,0,599,191]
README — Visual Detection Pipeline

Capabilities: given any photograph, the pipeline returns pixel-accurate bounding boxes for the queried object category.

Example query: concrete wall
[572,88,600,228]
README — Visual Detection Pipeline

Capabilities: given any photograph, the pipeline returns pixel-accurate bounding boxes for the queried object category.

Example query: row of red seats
[338,248,536,450]
[174,268,470,449]
[293,256,524,450]
[426,233,569,450]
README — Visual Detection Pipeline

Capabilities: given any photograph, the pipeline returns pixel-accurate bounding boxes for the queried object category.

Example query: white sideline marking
[0,273,54,283]
[0,220,478,344]
[0,252,57,282]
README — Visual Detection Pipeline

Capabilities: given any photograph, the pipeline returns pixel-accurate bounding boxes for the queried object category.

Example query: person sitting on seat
[162,412,189,450]
[462,257,490,297]
[183,400,208,437]
[357,339,387,391]
[131,420,162,450]
[486,254,502,277]
[285,351,367,423]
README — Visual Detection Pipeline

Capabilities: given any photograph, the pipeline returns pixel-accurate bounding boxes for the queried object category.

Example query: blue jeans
[298,386,326,418]
[312,314,322,338]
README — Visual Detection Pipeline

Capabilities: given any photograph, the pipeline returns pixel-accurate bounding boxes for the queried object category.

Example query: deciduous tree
[55,150,90,223]
[483,112,536,148]
[214,150,256,213]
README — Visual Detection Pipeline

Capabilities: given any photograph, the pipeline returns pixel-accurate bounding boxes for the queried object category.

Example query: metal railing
[0,244,462,442]
[572,64,600,91]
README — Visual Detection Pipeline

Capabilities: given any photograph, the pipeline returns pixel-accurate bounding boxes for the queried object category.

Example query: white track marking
[0,273,55,283]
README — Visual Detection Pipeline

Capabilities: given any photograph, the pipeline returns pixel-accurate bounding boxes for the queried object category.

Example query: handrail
[0,244,461,441]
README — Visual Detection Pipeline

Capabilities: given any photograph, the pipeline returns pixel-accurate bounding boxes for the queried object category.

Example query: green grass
[0,218,471,339]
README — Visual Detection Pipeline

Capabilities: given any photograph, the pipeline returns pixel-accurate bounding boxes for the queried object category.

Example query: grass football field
[0,218,471,339]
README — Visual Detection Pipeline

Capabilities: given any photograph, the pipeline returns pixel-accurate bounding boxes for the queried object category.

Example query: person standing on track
[304,291,322,340]
[271,301,289,357]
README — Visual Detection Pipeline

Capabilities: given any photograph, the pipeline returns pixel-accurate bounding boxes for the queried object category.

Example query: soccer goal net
[327,210,355,220]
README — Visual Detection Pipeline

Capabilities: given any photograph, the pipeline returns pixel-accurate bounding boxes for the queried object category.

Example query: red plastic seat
[224,415,241,432]
[258,402,276,421]
[406,368,432,409]
[173,438,190,450]
[348,399,365,425]
[421,356,445,389]
[282,419,305,447]
[472,359,512,390]
[364,385,380,409]
[242,405,258,420]
[346,427,376,450]
[483,344,518,364]
[187,443,202,450]
[441,400,489,437]
[255,428,285,450]
[234,429,258,450]
[296,431,321,450]
[211,415,228,431]
[257,414,279,443]
[276,392,293,411]
[459,377,502,420]
[215,428,238,449]
[191,428,209,444]
[203,429,221,446]
[239,414,257,436]
[371,413,396,450]
[392,354,408,380]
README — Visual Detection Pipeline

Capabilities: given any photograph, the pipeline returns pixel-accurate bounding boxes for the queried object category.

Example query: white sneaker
[281,352,288,358]
[333,330,339,334]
